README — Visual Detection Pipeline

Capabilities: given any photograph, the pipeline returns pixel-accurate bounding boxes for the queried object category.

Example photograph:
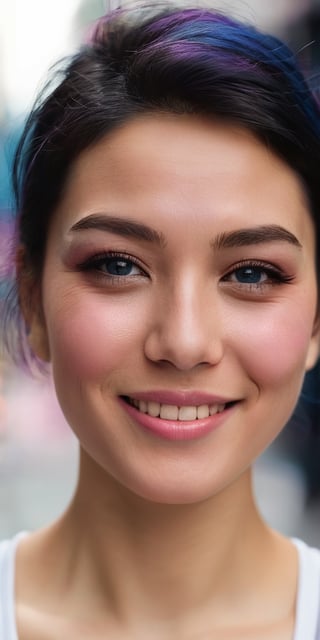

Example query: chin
[124,475,223,506]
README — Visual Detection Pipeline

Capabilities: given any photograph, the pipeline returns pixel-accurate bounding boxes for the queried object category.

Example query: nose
[144,279,224,371]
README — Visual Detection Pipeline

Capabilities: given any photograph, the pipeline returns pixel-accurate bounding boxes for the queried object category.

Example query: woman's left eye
[229,266,269,285]
[222,262,291,289]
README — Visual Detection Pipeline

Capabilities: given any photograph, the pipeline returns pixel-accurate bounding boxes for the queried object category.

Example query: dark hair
[4,2,320,366]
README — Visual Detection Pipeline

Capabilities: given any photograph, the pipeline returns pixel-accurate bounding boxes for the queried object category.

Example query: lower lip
[118,398,236,441]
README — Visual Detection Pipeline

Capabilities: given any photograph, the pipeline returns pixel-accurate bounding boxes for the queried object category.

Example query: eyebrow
[70,214,167,248]
[212,225,302,250]
[70,215,302,251]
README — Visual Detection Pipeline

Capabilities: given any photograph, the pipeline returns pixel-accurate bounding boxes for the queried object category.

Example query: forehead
[55,113,315,249]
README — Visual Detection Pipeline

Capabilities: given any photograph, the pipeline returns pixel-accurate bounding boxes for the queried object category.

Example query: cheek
[231,301,316,387]
[44,290,144,380]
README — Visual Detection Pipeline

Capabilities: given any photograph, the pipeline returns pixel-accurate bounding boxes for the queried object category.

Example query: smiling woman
[1,3,320,639]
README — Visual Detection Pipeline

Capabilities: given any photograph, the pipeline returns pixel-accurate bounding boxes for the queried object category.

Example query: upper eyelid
[222,256,295,278]
[222,259,284,277]
[225,258,282,269]
[80,251,145,268]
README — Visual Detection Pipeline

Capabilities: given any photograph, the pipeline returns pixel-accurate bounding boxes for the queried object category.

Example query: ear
[305,314,320,371]
[17,246,51,363]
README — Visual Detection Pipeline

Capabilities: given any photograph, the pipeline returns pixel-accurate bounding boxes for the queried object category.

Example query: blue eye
[233,266,267,284]
[102,258,139,276]
[79,252,147,281]
[222,260,294,291]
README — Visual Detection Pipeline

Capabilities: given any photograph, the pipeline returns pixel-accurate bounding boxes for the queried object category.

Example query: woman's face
[33,114,319,503]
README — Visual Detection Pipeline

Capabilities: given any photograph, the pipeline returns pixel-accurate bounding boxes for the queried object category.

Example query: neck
[56,451,272,625]
[17,451,298,637]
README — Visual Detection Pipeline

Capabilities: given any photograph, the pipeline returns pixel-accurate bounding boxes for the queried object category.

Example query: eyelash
[78,251,148,283]
[78,252,294,292]
[221,259,294,290]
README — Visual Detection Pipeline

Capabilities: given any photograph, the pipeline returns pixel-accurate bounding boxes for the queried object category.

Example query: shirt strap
[0,532,28,640]
[292,537,320,640]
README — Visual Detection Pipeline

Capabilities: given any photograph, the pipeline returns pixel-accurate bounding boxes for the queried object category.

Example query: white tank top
[0,534,319,639]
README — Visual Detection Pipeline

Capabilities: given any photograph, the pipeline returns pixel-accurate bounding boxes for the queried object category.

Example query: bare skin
[16,115,319,638]
[16,467,298,640]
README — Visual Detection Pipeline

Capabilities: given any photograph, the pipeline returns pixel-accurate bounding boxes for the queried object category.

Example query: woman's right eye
[96,256,142,277]
[79,252,148,281]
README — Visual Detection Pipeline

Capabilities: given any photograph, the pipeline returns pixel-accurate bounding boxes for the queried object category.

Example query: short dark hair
[4,2,320,366]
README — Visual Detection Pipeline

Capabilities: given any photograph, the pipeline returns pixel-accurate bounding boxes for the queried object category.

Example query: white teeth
[197,404,210,419]
[139,400,148,413]
[178,406,197,421]
[209,405,218,415]
[129,398,228,421]
[147,401,161,417]
[160,404,179,420]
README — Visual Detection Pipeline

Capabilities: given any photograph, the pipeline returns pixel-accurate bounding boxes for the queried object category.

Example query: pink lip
[123,390,234,406]
[118,397,237,442]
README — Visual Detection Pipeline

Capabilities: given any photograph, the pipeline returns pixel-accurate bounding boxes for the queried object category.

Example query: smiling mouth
[121,396,236,421]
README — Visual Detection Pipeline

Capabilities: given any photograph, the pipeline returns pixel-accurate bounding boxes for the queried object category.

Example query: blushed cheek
[46,296,142,380]
[236,307,316,388]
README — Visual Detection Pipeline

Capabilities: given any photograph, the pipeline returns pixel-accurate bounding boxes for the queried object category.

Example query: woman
[1,3,320,638]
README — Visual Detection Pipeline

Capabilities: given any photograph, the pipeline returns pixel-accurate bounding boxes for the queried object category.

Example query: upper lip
[122,390,237,406]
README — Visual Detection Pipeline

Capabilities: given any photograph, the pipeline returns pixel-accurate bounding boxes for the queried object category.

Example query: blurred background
[0,0,320,542]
